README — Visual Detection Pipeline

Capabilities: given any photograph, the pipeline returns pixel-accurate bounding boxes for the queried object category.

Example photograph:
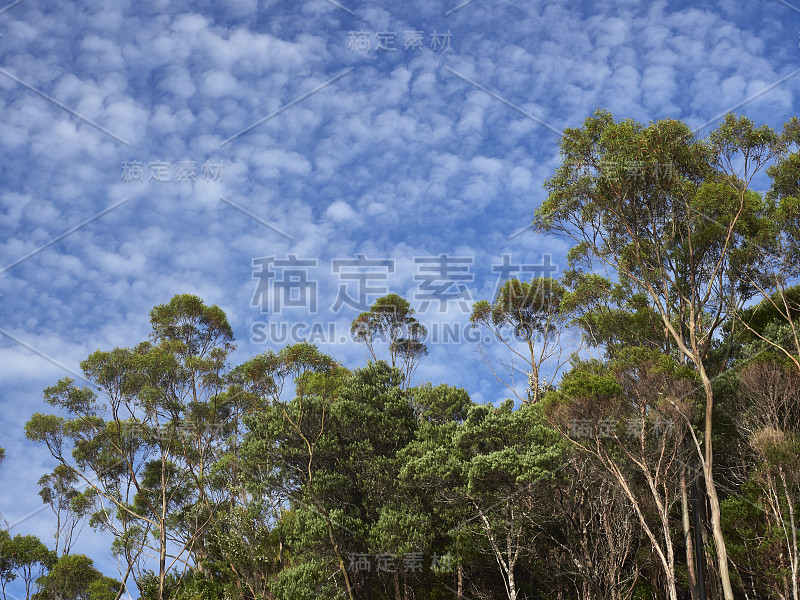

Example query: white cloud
[324,200,360,223]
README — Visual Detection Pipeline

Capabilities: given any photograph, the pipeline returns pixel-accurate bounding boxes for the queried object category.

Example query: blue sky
[1,0,799,592]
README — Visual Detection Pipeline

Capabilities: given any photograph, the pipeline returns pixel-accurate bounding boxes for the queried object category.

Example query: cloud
[325,200,360,223]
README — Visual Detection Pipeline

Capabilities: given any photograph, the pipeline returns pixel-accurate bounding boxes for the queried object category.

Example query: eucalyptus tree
[470,276,574,403]
[535,451,642,600]
[734,336,800,600]
[37,465,92,557]
[237,343,355,600]
[32,554,119,600]
[546,349,696,600]
[560,271,671,359]
[0,530,13,600]
[0,535,56,600]
[350,294,428,387]
[240,354,425,600]
[25,295,247,600]
[534,110,784,599]
[736,117,800,370]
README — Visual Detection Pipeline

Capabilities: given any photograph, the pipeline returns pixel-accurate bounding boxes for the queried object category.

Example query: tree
[456,401,561,600]
[1,535,56,600]
[534,110,784,599]
[545,455,642,600]
[735,286,800,373]
[37,465,91,557]
[241,356,433,600]
[560,271,671,359]
[350,294,427,387]
[470,276,573,403]
[398,384,476,599]
[735,118,800,371]
[0,530,16,600]
[547,350,695,600]
[32,554,119,600]
[191,499,284,600]
[25,294,248,600]
[403,396,562,600]
[734,359,800,600]
[237,343,355,600]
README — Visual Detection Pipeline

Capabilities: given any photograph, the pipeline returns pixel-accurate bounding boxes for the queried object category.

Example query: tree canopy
[10,110,800,600]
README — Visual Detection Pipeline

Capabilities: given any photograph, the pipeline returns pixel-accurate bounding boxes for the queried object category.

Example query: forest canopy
[6,110,800,600]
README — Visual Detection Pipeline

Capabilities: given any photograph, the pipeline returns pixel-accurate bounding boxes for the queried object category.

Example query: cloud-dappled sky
[1,0,799,589]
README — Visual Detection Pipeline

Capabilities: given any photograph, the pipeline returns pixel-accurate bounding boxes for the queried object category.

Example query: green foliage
[535,110,778,344]
[0,530,17,596]
[0,534,57,600]
[350,294,427,385]
[37,464,93,557]
[32,554,119,600]
[471,276,572,402]
[241,360,421,599]
[410,383,471,425]
[471,277,567,340]
[562,271,670,357]
[556,358,622,403]
[136,570,186,600]
[25,294,250,600]
[456,400,563,490]
[268,561,344,600]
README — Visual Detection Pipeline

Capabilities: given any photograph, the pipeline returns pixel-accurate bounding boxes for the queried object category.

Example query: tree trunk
[691,477,707,600]
[393,570,402,600]
[682,468,700,600]
[323,512,356,600]
[113,558,135,600]
[158,523,167,600]
[779,468,799,600]
[699,368,735,600]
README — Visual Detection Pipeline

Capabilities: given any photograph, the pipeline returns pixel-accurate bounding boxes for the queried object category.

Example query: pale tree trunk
[321,508,356,600]
[780,468,800,600]
[602,459,679,600]
[529,359,539,404]
[691,478,707,600]
[54,511,62,558]
[473,498,521,600]
[158,523,167,600]
[113,560,135,600]
[698,366,735,600]
[159,456,168,600]
[644,274,736,600]
[681,468,700,600]
[773,467,800,600]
